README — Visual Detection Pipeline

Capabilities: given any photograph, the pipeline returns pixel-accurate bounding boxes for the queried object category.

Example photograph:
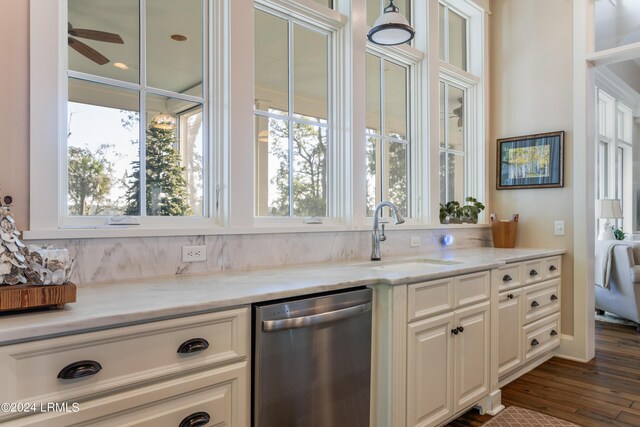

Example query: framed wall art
[496,131,564,190]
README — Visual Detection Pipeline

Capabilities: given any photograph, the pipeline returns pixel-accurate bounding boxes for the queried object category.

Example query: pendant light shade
[151,112,176,130]
[367,0,415,46]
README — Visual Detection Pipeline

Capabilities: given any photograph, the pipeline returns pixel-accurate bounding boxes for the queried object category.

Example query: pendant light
[367,0,415,46]
[151,112,176,130]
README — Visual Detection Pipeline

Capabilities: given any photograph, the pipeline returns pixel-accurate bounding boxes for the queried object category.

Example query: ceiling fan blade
[69,28,124,44]
[68,37,110,65]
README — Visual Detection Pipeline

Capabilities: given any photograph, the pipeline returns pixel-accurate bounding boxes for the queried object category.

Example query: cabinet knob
[507,294,514,299]
[503,274,512,282]
[531,338,540,346]
[529,269,538,276]
[179,411,210,427]
[177,338,210,354]
[550,294,558,301]
[549,265,557,272]
[531,300,540,307]
[57,360,102,380]
[457,326,464,333]
[451,328,459,335]
[550,330,558,336]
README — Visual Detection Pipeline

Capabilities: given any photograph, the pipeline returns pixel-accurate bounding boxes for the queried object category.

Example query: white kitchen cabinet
[0,307,250,426]
[405,273,490,427]
[493,256,562,388]
[497,289,522,377]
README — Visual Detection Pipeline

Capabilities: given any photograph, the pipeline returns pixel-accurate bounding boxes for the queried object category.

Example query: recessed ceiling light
[171,34,187,42]
[113,62,129,70]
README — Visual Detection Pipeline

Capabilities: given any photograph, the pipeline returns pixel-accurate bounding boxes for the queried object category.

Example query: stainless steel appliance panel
[253,288,372,427]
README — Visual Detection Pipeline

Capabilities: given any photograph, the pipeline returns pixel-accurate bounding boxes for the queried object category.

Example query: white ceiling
[68,0,203,96]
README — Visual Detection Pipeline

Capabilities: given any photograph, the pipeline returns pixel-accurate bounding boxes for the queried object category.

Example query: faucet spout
[371,201,405,261]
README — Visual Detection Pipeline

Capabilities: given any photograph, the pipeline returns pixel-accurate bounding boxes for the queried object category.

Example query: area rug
[595,311,637,328]
[482,406,579,426]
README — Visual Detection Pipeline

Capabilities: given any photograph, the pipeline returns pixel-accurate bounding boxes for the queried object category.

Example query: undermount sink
[369,258,464,271]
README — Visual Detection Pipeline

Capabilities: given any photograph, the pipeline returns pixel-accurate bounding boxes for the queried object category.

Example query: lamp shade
[367,0,415,46]
[596,199,623,219]
[151,112,176,130]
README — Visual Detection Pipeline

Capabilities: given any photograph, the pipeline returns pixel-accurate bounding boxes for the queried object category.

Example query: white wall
[0,0,30,231]
[490,0,575,334]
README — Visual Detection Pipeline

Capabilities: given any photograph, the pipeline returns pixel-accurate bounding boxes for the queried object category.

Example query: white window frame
[430,0,486,224]
[364,46,421,223]
[28,0,227,238]
[595,83,634,232]
[253,1,342,225]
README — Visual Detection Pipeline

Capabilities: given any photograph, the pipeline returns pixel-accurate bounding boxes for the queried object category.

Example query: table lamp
[596,199,623,240]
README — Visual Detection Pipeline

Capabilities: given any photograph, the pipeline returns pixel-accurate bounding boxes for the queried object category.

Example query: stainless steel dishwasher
[253,287,372,427]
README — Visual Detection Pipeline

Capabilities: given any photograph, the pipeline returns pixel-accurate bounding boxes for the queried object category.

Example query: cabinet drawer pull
[531,300,540,307]
[549,265,557,272]
[550,330,558,336]
[550,294,558,301]
[457,326,464,333]
[57,360,102,380]
[451,328,459,335]
[503,274,512,282]
[177,338,210,354]
[531,338,540,346]
[507,294,514,299]
[179,411,210,427]
[529,269,538,276]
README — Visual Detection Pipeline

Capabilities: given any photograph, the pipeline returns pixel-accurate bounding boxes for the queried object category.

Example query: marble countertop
[0,247,565,345]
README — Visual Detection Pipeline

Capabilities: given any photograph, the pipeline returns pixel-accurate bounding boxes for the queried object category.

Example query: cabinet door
[497,289,522,378]
[454,301,490,413]
[406,312,455,427]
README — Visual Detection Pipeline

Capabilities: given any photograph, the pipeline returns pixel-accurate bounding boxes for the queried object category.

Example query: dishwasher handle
[262,301,372,332]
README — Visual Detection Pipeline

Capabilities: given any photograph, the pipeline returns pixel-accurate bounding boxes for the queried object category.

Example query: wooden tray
[0,283,76,312]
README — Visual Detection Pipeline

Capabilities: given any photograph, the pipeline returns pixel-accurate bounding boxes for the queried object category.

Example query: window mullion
[379,58,386,212]
[288,21,294,218]
[139,0,148,218]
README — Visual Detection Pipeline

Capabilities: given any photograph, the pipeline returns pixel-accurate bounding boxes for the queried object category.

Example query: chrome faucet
[371,201,405,261]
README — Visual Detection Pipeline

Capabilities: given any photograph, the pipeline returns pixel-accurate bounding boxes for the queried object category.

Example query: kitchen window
[254,6,334,220]
[436,0,485,215]
[66,0,207,223]
[365,52,411,218]
[29,0,223,236]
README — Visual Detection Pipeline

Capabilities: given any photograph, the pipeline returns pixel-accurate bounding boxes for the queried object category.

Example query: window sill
[23,222,490,241]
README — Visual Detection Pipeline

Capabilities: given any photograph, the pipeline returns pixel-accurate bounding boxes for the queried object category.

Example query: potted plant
[439,201,463,224]
[460,197,485,224]
[440,197,485,224]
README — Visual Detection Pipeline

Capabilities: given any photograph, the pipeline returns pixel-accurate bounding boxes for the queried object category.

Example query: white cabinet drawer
[408,278,454,321]
[408,271,489,322]
[495,263,522,292]
[5,361,247,427]
[0,307,249,408]
[522,279,560,325]
[454,271,490,308]
[523,313,560,363]
[523,259,543,285]
[542,256,562,280]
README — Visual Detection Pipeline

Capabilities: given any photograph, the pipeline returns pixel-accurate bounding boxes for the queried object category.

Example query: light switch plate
[554,220,565,236]
[410,236,421,247]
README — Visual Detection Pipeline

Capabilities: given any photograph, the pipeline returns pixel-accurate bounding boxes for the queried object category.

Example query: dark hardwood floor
[447,320,640,427]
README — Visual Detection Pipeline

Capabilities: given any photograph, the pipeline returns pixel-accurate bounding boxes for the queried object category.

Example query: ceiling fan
[68,22,124,65]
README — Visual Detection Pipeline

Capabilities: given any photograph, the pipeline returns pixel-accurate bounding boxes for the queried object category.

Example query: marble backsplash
[27,227,492,285]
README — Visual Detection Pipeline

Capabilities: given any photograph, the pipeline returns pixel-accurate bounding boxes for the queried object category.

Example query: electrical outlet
[182,245,207,262]
[410,236,421,247]
[554,220,565,236]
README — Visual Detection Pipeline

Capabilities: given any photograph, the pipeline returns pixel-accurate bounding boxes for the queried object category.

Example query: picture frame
[496,131,564,190]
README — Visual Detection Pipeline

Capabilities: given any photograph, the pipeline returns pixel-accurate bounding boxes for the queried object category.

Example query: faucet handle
[380,224,387,241]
